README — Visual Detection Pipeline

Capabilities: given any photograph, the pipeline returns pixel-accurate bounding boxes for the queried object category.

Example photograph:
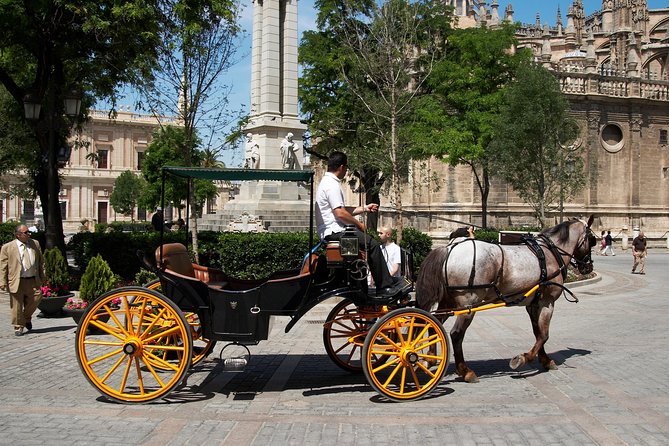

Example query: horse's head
[571,215,596,274]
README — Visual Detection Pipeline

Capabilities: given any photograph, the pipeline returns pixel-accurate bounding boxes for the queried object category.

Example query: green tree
[140,126,218,223]
[490,62,583,227]
[0,90,36,174]
[139,0,243,260]
[299,0,452,242]
[110,171,145,220]
[411,24,530,228]
[0,0,162,253]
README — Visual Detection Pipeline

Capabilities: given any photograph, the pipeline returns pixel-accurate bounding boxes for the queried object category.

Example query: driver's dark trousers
[325,230,394,290]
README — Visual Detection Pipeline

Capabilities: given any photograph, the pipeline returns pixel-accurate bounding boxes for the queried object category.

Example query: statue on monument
[244,133,260,169]
[280,132,299,170]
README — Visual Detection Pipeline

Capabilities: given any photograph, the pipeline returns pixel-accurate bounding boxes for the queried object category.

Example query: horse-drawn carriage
[74,167,596,403]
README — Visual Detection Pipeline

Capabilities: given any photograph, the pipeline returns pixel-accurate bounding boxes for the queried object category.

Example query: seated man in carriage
[315,151,396,296]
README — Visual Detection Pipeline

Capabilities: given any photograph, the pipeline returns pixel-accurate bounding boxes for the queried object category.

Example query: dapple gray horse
[416,217,596,383]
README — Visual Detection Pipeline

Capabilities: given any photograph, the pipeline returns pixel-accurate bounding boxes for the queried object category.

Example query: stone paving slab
[1,252,668,445]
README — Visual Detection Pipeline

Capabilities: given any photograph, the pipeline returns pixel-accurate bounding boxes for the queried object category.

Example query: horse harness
[442,235,579,306]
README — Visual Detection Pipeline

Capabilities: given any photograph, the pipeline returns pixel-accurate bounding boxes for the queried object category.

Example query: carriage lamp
[340,225,359,260]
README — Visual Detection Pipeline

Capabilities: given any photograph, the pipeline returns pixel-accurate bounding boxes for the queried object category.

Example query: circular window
[600,124,624,153]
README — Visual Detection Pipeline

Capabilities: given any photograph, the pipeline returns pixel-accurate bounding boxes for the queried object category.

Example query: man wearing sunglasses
[0,225,46,336]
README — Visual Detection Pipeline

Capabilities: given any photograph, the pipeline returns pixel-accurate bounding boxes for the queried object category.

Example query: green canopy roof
[162,166,314,182]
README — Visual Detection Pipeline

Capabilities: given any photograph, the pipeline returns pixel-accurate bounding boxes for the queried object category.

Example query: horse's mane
[541,219,580,244]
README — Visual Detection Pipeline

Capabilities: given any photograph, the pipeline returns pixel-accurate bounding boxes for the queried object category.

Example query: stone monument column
[220,0,310,224]
[246,0,306,170]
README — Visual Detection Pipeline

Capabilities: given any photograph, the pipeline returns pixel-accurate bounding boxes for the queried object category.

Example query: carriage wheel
[75,287,193,403]
[323,299,392,372]
[145,279,216,367]
[362,308,450,402]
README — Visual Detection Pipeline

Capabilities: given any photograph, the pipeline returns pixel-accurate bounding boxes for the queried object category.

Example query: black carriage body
[156,251,372,344]
[152,166,413,344]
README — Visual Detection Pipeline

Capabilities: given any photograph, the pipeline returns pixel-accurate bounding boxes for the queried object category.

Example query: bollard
[621,225,629,251]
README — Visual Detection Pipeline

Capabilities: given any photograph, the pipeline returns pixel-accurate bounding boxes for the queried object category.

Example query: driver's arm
[333,207,366,232]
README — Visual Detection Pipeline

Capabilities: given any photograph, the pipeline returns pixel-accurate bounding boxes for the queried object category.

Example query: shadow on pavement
[27,325,76,334]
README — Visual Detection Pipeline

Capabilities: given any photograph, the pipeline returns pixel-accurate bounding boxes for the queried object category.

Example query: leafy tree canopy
[110,170,145,218]
[0,0,165,251]
[409,24,530,227]
[140,125,217,214]
[300,0,452,238]
[490,62,583,227]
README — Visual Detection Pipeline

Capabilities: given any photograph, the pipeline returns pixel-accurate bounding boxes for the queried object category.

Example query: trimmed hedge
[67,230,198,280]
[0,222,46,248]
[399,227,432,272]
[206,232,316,279]
[67,228,435,281]
[95,221,151,233]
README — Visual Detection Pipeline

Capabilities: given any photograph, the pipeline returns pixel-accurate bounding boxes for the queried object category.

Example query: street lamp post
[23,87,81,251]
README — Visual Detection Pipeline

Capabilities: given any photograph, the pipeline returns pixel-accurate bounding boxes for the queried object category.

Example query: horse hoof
[464,372,479,383]
[509,355,526,370]
[544,360,557,371]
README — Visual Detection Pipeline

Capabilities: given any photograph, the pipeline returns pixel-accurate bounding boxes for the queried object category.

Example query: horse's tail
[415,246,450,311]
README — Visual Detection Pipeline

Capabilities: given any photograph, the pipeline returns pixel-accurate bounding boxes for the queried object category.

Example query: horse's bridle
[546,224,596,273]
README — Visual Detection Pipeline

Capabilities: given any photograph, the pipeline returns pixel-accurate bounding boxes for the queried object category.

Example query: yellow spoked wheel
[144,279,216,367]
[75,287,193,403]
[323,299,391,372]
[362,308,450,402]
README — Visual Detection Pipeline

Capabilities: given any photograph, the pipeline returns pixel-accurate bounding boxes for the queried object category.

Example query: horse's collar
[537,235,568,281]
[523,235,567,283]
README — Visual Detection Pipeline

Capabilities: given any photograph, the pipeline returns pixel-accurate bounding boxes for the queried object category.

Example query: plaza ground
[1,250,668,445]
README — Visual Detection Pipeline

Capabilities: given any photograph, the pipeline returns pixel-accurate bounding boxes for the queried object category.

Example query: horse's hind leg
[510,301,557,371]
[451,313,479,383]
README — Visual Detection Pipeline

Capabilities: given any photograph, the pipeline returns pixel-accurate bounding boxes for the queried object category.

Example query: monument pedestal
[199,180,312,233]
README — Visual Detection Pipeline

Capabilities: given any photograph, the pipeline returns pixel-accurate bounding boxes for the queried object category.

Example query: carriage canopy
[162,166,314,182]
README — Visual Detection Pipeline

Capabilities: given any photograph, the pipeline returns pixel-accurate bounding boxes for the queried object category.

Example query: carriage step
[220,342,251,372]
[223,358,248,372]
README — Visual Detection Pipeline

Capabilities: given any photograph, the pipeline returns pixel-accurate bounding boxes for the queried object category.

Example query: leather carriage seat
[154,243,225,286]
[300,253,319,275]
[156,243,196,277]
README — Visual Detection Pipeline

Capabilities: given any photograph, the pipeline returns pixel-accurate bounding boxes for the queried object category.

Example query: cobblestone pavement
[1,251,668,445]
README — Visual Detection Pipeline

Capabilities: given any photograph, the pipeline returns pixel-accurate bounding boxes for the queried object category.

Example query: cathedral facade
[392,1,669,239]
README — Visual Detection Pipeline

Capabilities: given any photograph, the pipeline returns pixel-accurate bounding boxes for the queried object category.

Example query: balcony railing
[89,109,179,124]
[555,69,669,101]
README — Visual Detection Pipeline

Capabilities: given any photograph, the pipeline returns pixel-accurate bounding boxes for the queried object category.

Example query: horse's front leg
[451,313,479,383]
[510,300,556,371]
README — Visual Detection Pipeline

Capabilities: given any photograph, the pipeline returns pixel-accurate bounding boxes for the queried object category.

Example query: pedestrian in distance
[0,224,46,336]
[632,231,647,274]
[151,207,164,232]
[597,230,606,255]
[602,230,615,256]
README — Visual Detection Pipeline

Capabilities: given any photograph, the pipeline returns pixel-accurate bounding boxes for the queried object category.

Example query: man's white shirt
[316,172,346,239]
[382,242,401,277]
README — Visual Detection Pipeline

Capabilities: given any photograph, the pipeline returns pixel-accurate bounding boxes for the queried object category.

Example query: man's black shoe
[380,287,397,297]
[25,321,32,331]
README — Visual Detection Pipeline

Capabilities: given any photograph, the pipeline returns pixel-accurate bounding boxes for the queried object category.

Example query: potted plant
[37,248,73,317]
[64,254,117,324]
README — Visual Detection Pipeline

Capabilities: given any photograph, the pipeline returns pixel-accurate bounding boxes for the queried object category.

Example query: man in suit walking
[0,225,46,336]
